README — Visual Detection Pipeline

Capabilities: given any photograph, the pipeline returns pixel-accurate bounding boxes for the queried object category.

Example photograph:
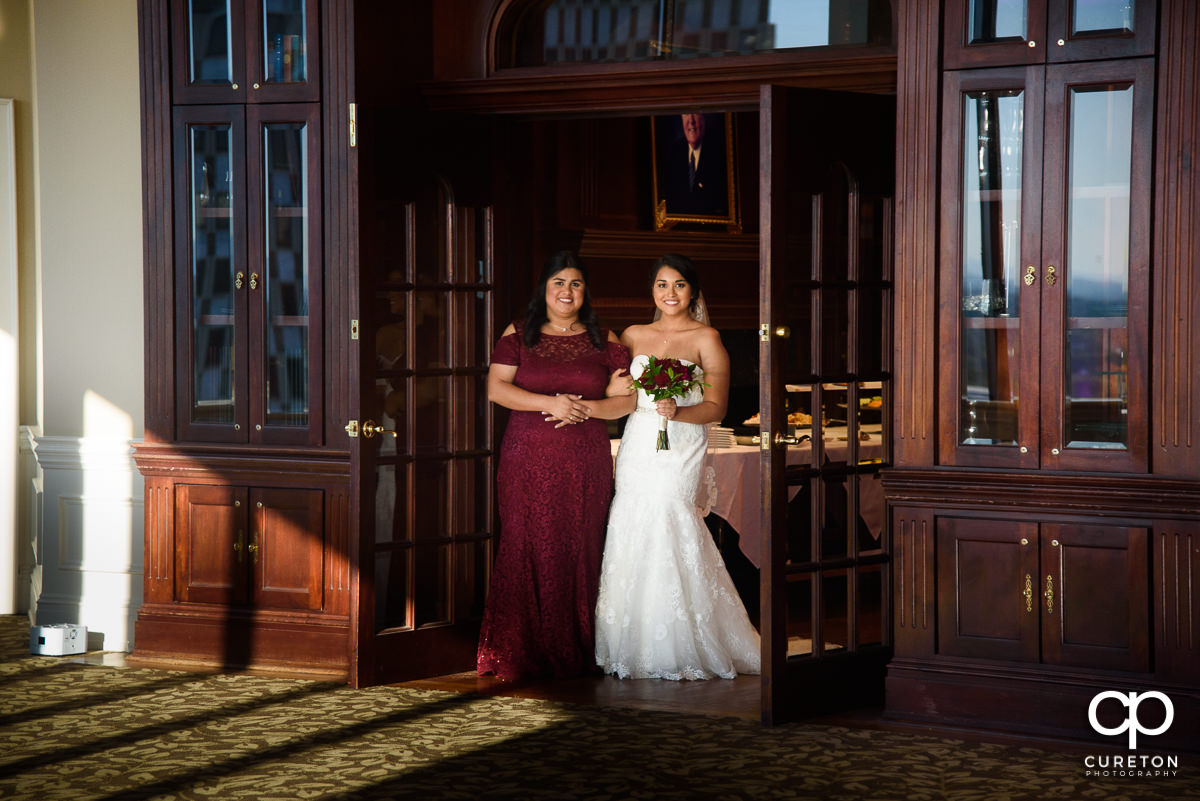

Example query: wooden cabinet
[176,484,325,610]
[171,0,319,103]
[943,0,1156,69]
[937,57,1153,471]
[937,516,1149,672]
[172,102,323,445]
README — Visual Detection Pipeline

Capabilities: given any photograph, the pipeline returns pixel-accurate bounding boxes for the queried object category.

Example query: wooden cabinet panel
[175,484,248,605]
[175,483,324,612]
[252,487,324,610]
[936,514,1150,672]
[1043,523,1149,671]
[937,517,1039,661]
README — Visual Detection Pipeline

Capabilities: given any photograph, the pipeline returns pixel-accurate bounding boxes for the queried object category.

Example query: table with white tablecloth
[611,426,884,570]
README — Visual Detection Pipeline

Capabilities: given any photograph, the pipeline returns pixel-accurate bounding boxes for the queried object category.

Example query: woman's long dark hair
[651,253,703,317]
[523,250,605,349]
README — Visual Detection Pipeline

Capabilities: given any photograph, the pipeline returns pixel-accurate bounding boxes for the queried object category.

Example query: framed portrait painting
[651,112,740,232]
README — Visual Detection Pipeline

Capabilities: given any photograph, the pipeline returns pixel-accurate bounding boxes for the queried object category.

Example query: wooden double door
[349,91,896,724]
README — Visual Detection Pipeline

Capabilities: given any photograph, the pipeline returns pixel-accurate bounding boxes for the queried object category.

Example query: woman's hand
[605,368,635,398]
[542,393,592,428]
[655,397,678,420]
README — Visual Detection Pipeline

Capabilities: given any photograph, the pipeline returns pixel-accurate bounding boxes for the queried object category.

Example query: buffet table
[611,426,884,569]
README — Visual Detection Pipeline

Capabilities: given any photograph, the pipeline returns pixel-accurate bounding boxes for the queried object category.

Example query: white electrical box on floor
[30,624,87,656]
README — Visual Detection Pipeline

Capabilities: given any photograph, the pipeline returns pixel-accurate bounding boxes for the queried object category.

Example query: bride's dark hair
[651,253,705,319]
[523,250,605,349]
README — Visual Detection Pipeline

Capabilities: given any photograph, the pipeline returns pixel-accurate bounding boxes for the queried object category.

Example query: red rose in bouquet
[633,356,710,450]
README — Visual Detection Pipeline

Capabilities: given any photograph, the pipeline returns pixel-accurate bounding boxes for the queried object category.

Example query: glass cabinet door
[1038,59,1152,472]
[1046,0,1155,63]
[172,0,318,103]
[940,60,1151,472]
[175,105,249,441]
[246,104,322,445]
[174,104,321,445]
[943,0,1048,69]
[944,0,1154,69]
[939,67,1044,469]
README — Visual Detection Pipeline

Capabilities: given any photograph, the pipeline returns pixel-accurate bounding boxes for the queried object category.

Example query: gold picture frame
[651,112,740,233]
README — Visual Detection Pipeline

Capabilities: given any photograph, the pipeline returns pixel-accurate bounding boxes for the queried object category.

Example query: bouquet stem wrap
[657,415,669,451]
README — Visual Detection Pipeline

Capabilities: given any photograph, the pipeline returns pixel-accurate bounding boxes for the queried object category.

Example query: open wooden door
[759,85,895,723]
[348,111,498,686]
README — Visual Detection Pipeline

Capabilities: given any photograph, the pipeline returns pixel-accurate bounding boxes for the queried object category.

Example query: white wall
[21,0,145,650]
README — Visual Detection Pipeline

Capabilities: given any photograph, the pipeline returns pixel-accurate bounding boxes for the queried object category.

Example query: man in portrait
[659,112,729,218]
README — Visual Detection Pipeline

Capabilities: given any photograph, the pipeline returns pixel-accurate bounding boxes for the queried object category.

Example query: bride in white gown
[595,254,761,680]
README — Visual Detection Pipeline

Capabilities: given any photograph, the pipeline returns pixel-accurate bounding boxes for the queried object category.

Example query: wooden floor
[399,670,763,720]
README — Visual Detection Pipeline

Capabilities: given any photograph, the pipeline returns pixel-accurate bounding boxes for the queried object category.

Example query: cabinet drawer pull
[1044,575,1054,614]
[1023,265,1036,286]
[236,272,244,289]
[1044,264,1057,286]
[248,535,259,565]
[1024,573,1033,612]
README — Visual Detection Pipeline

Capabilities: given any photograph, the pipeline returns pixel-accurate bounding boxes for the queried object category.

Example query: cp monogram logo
[1088,691,1174,749]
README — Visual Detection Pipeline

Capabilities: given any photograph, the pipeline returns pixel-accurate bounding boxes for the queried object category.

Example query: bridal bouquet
[634,356,709,451]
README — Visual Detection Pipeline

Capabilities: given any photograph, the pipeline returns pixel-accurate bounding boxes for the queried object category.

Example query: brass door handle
[248,534,259,565]
[1044,264,1057,287]
[249,272,259,290]
[774,432,811,447]
[361,419,397,439]
[1023,265,1036,286]
[236,271,245,289]
[1044,575,1054,614]
[1024,574,1033,612]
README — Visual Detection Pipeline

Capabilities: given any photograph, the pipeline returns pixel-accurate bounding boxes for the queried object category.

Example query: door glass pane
[1064,83,1132,449]
[967,0,1028,43]
[959,90,1023,446]
[188,0,233,85]
[414,378,450,453]
[374,549,411,631]
[1072,0,1135,35]
[375,462,409,544]
[262,0,308,84]
[190,124,236,424]
[263,122,309,427]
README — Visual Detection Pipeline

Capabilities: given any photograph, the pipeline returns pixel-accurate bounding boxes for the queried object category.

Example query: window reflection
[514,0,891,67]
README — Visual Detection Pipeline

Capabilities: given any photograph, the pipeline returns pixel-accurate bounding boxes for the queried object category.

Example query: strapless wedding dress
[595,355,761,680]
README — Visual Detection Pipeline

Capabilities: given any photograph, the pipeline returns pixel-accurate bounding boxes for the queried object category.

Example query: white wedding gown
[595,355,761,680]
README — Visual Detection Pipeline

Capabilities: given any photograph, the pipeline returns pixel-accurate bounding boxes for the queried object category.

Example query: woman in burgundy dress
[477,251,633,680]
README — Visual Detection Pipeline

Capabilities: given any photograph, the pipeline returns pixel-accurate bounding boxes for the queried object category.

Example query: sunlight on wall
[80,389,136,637]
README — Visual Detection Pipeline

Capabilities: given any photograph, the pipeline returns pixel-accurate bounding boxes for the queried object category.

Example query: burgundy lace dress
[476,323,631,680]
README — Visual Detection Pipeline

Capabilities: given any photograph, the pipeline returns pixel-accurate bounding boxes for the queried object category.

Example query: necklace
[548,320,577,333]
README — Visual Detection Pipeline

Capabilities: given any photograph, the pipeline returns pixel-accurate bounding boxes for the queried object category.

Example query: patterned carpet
[1,616,1197,801]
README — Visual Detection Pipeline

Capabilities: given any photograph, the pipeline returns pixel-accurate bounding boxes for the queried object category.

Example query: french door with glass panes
[938,58,1152,471]
[173,102,322,445]
[349,175,495,686]
[758,86,894,723]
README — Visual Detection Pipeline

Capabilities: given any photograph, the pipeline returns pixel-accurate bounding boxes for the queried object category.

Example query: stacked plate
[708,425,736,448]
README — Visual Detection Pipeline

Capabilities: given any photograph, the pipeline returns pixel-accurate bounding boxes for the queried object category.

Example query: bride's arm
[663,327,729,426]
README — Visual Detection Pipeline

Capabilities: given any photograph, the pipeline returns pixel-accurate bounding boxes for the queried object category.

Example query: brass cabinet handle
[234,531,244,562]
[236,271,245,289]
[1023,265,1036,286]
[249,272,259,290]
[1044,264,1057,287]
[1024,573,1033,612]
[248,534,259,565]
[1044,574,1054,614]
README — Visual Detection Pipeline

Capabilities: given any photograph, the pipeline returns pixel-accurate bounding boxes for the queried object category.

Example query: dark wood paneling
[175,484,247,605]
[133,443,350,484]
[1155,521,1200,683]
[892,505,934,658]
[883,468,1200,520]
[1152,0,1200,478]
[138,0,175,444]
[892,0,939,466]
[422,53,897,115]
[252,487,324,610]
[143,478,174,603]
